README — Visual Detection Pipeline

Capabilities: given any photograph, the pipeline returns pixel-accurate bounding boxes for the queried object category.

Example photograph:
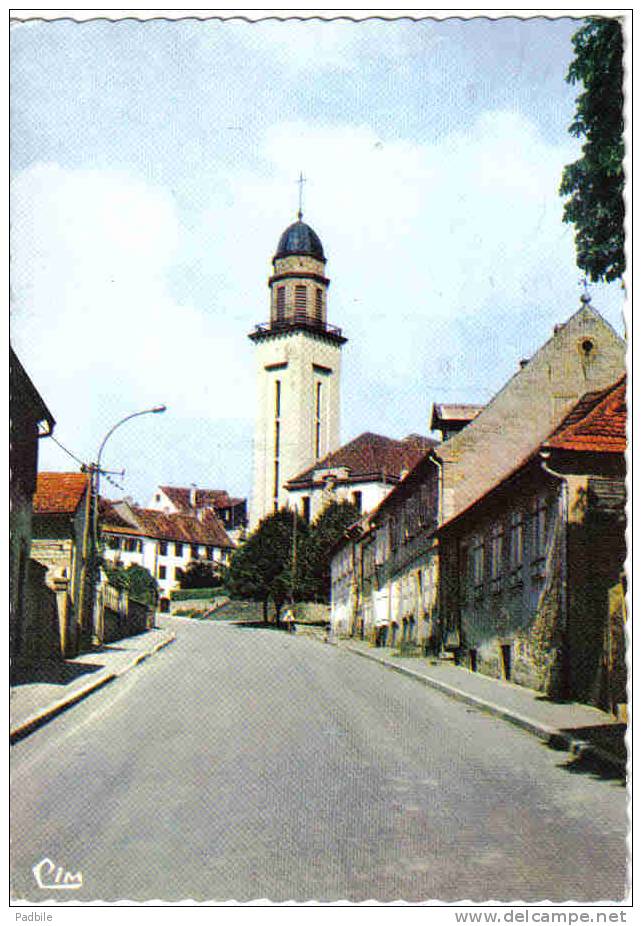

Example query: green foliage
[559,17,625,283]
[302,500,360,601]
[225,508,312,619]
[105,563,159,606]
[225,501,360,617]
[170,587,223,601]
[177,558,224,590]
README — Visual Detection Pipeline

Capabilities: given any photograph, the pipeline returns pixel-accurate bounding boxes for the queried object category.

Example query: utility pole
[291,505,298,605]
[90,405,167,646]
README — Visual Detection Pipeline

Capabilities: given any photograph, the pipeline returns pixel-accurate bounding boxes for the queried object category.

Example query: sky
[10,14,626,506]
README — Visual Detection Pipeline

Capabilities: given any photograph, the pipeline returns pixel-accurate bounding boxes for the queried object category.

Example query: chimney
[190,483,197,509]
[519,358,529,369]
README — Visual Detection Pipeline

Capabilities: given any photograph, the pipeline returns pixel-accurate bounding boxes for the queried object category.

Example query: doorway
[500,643,512,681]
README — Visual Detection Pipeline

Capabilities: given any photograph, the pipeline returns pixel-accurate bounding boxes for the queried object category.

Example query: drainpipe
[432,451,444,526]
[538,451,570,699]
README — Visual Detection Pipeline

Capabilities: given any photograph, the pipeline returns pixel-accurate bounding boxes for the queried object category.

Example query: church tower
[249,210,346,529]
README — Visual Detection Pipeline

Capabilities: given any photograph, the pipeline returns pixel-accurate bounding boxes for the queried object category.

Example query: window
[532,496,548,561]
[352,490,362,513]
[206,546,213,560]
[276,285,285,321]
[458,542,470,604]
[294,285,307,312]
[174,567,181,581]
[155,493,161,502]
[159,541,168,556]
[509,511,523,574]
[190,544,199,559]
[275,378,281,417]
[158,565,166,580]
[389,515,398,553]
[472,535,485,593]
[174,542,183,557]
[108,536,120,550]
[490,525,503,592]
[315,288,323,320]
[315,382,322,459]
[302,496,311,523]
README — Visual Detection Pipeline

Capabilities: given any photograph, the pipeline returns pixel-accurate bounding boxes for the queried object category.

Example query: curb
[10,632,176,745]
[114,631,176,678]
[344,645,626,775]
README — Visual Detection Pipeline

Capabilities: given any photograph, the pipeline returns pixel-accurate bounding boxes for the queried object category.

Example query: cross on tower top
[579,276,592,305]
[297,172,307,220]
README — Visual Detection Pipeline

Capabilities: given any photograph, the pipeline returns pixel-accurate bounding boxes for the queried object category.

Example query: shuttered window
[295,285,307,310]
[276,286,285,320]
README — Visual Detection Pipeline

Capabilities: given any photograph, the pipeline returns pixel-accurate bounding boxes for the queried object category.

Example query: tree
[104,562,158,606]
[177,559,224,590]
[225,508,311,622]
[302,500,360,602]
[125,564,159,605]
[559,17,625,283]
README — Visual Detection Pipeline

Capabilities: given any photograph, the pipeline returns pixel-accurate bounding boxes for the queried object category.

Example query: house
[430,403,483,442]
[147,485,247,542]
[285,431,437,524]
[30,472,94,657]
[9,349,55,662]
[438,375,626,711]
[329,297,627,710]
[437,296,626,522]
[102,503,235,611]
[330,450,442,650]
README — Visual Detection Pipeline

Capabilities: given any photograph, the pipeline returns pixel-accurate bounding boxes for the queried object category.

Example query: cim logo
[32,857,83,891]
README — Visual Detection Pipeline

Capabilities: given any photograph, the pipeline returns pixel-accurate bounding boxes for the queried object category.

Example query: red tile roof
[546,376,626,453]
[102,504,234,548]
[98,497,139,531]
[33,472,89,515]
[159,486,245,511]
[286,432,437,488]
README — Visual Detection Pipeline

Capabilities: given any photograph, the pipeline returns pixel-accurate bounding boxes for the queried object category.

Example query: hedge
[170,587,224,601]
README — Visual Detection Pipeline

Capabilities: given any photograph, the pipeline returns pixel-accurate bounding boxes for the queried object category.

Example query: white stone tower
[249,210,346,530]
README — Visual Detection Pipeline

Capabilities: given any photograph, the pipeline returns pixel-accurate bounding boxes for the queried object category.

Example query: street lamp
[90,404,167,645]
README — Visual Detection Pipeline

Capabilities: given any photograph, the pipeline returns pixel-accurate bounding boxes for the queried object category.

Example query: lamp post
[90,404,167,645]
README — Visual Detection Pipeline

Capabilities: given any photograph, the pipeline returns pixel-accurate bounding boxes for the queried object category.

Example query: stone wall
[21,559,62,661]
[170,595,229,615]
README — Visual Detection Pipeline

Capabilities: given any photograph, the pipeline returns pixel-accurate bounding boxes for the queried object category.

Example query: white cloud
[11,110,624,496]
[11,163,254,449]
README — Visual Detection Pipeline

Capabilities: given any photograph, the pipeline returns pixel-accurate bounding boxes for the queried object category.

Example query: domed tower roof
[275,218,325,261]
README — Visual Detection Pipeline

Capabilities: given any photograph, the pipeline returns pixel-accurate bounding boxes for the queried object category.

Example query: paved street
[11,618,628,903]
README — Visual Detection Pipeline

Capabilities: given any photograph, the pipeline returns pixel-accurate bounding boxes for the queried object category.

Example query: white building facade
[101,503,234,607]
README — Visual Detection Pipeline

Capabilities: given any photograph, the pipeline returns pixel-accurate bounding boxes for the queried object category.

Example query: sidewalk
[340,639,627,773]
[10,628,175,743]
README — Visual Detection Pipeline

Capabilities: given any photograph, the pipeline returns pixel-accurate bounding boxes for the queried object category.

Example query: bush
[170,587,223,601]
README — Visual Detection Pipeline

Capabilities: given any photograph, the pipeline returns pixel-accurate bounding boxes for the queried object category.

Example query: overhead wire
[49,434,89,469]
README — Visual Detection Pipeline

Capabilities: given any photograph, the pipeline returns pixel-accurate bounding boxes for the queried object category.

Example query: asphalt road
[11,618,628,903]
